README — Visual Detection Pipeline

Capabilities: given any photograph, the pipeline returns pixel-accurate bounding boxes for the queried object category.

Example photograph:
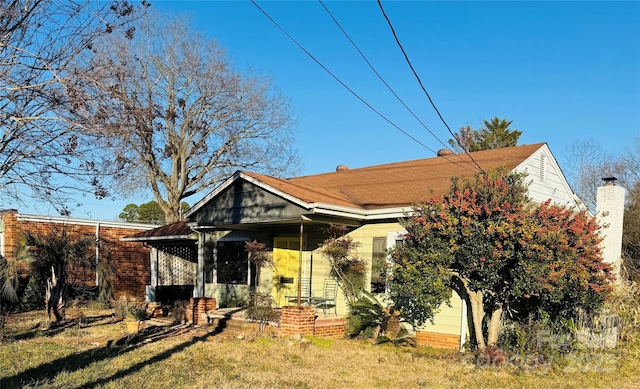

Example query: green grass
[1,309,639,388]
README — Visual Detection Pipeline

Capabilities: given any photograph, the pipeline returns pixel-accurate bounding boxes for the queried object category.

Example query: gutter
[120,234,198,242]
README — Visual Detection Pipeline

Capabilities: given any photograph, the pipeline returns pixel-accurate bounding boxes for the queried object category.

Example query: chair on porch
[285,277,312,306]
[315,278,338,316]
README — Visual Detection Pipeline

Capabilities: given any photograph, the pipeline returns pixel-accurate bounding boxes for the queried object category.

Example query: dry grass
[1,309,640,389]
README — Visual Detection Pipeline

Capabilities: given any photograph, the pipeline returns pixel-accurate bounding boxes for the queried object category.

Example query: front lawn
[1,309,638,389]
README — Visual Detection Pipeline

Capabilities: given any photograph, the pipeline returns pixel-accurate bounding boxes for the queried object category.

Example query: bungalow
[125,143,622,348]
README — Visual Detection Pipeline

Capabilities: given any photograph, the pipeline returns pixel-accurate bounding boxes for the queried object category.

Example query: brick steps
[203,306,347,339]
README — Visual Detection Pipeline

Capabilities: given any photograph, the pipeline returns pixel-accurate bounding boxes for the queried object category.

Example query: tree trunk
[467,289,487,350]
[163,199,182,223]
[386,314,401,339]
[45,265,66,322]
[486,304,503,346]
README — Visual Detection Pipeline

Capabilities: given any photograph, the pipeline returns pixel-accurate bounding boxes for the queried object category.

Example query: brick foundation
[186,297,217,325]
[416,331,460,349]
[280,306,315,337]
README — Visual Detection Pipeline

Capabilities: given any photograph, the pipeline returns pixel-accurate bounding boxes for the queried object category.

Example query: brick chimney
[596,177,625,282]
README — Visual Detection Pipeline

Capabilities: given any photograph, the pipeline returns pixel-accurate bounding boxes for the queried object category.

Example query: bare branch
[68,12,298,222]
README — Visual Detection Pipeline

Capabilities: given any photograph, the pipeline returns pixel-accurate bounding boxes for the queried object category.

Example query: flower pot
[125,320,140,333]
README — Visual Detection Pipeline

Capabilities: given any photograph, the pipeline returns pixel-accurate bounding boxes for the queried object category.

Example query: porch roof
[122,219,198,242]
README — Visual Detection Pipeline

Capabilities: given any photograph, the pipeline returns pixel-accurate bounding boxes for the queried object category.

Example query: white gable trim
[185,171,313,219]
[512,143,587,212]
[185,172,412,222]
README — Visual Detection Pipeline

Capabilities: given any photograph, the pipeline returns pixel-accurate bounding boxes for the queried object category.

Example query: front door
[272,237,300,307]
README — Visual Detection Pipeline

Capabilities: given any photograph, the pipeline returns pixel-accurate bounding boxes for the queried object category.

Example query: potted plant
[125,304,148,333]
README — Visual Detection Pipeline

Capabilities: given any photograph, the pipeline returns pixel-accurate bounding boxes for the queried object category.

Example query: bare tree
[562,139,624,213]
[0,0,147,214]
[618,137,640,186]
[68,13,298,222]
[562,137,640,281]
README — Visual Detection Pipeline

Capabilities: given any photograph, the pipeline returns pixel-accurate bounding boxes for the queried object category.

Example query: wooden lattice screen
[156,245,197,286]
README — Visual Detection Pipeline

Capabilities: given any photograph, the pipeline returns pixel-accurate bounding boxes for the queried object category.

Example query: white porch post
[150,247,158,288]
[146,247,159,302]
[196,231,205,297]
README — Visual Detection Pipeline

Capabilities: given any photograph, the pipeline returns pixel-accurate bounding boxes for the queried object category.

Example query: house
[0,210,156,300]
[124,143,595,347]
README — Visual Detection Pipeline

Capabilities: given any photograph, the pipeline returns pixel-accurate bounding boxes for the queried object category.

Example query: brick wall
[415,331,460,349]
[313,317,346,338]
[186,297,217,325]
[280,306,315,337]
[0,211,152,300]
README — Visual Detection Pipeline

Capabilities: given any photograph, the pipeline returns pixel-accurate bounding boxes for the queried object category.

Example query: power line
[250,0,479,174]
[376,0,486,174]
[318,0,480,173]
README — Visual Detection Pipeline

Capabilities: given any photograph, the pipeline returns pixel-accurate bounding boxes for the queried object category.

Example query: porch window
[371,237,387,293]
[216,241,255,285]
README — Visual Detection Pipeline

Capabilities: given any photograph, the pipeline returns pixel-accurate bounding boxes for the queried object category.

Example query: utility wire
[376,0,485,174]
[318,0,479,173]
[251,0,479,174]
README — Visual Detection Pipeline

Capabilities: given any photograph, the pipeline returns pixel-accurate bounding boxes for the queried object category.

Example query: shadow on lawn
[1,325,219,388]
[11,315,116,341]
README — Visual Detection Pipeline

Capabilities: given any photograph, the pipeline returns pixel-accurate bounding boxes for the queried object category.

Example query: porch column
[146,247,158,302]
[196,231,205,297]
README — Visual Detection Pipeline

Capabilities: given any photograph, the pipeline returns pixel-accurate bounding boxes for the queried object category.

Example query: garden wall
[0,210,154,300]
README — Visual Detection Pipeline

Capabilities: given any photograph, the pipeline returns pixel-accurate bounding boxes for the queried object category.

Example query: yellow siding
[261,221,464,340]
[415,292,463,336]
[309,222,403,316]
[342,223,462,335]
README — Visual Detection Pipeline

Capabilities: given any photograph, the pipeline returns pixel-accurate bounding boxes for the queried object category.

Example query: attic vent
[437,149,454,157]
[539,153,546,182]
[336,165,349,171]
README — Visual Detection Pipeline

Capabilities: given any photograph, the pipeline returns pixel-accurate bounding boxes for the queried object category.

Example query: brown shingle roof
[125,219,195,239]
[244,143,544,210]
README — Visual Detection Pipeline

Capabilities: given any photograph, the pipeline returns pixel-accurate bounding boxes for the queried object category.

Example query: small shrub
[244,292,281,330]
[113,298,128,320]
[606,281,640,342]
[128,305,148,321]
[478,345,507,367]
[85,299,112,310]
[347,291,416,347]
[19,275,44,312]
[171,300,188,324]
[498,310,578,366]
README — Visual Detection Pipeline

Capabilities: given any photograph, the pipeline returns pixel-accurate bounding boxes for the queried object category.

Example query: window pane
[217,241,249,284]
[371,237,387,293]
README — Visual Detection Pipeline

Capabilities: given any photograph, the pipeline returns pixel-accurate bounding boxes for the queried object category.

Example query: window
[216,241,254,285]
[204,241,216,284]
[371,237,387,293]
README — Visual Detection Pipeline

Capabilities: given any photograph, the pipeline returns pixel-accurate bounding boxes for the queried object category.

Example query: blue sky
[26,1,640,220]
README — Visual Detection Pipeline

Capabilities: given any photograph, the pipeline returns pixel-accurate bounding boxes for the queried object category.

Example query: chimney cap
[437,149,454,157]
[602,177,618,183]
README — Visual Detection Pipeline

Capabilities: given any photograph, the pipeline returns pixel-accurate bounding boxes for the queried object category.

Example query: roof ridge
[288,143,546,180]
